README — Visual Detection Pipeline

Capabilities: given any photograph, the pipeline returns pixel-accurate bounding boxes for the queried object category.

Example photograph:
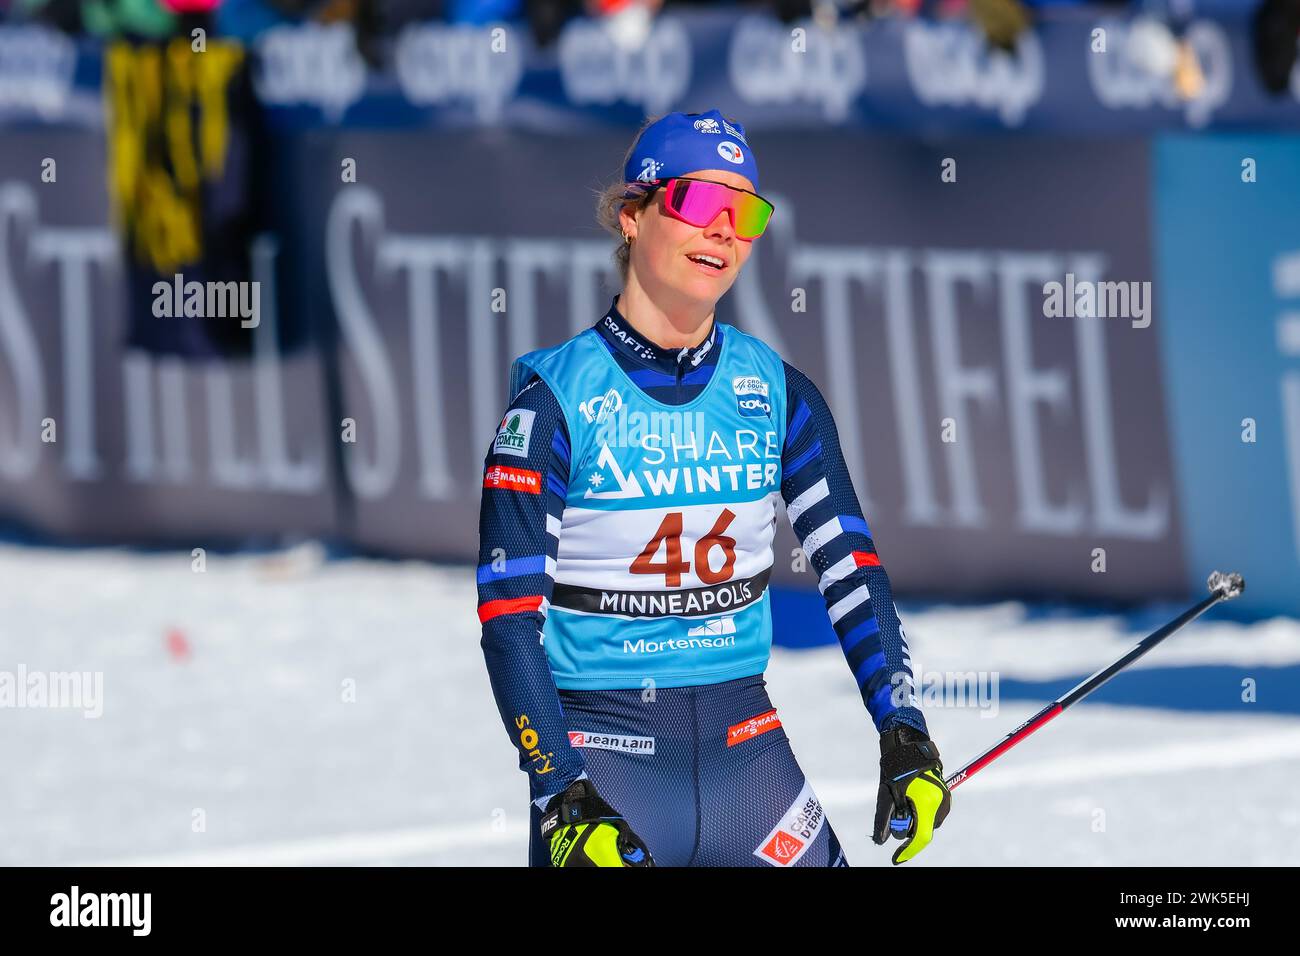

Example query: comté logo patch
[727,709,782,747]
[483,465,541,493]
[494,408,535,458]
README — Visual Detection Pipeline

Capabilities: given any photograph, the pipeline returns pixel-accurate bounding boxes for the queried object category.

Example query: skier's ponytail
[593,115,661,284]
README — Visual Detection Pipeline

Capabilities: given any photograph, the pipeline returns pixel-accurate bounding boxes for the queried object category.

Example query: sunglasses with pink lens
[651,177,775,241]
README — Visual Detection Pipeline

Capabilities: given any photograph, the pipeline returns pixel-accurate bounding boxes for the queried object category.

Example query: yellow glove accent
[892,768,950,865]
[549,820,634,867]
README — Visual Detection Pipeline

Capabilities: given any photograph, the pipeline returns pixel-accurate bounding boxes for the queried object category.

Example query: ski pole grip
[1206,571,1245,600]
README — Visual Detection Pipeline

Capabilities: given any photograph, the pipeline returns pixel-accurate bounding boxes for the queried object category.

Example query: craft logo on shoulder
[754,781,825,867]
[580,388,623,424]
[483,464,541,494]
[494,408,535,457]
[568,731,656,755]
[602,314,656,360]
[717,141,744,165]
[693,117,721,134]
[727,708,782,747]
[50,886,151,936]
[733,376,771,418]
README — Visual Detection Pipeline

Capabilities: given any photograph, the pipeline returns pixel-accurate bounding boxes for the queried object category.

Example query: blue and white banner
[2,9,1299,133]
[1,8,1297,618]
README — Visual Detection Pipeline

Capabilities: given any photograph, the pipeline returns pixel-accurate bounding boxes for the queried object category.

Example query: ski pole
[944,570,1246,791]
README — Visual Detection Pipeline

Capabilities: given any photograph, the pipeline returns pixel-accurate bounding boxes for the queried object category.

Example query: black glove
[872,725,952,865]
[540,778,655,867]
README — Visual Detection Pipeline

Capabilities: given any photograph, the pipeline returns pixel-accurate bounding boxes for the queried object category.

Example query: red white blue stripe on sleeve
[477,427,568,624]
[781,362,927,736]
[477,377,586,800]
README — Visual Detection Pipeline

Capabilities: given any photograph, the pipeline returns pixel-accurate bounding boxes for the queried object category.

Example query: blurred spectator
[588,0,662,47]
[14,0,176,36]
[520,0,663,48]
[216,0,445,63]
[217,0,334,43]
[1253,0,1300,93]
[968,0,1030,48]
[519,0,573,45]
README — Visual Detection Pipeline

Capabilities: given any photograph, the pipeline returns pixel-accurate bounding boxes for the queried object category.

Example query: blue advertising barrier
[0,9,1297,619]
[1154,134,1300,617]
[1,8,1299,133]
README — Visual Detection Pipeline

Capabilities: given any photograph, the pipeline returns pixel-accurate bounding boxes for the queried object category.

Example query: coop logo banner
[1087,18,1232,129]
[254,22,366,120]
[557,15,691,116]
[1154,134,1300,615]
[394,23,524,122]
[902,19,1045,126]
[733,376,771,418]
[727,15,867,122]
[0,26,75,120]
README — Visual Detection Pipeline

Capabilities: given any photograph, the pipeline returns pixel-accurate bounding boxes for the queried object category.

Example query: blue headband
[623,110,760,196]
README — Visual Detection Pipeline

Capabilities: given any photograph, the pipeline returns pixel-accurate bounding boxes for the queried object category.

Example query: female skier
[477,110,951,867]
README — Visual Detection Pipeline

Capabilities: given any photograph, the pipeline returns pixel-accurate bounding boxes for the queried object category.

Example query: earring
[623,232,633,245]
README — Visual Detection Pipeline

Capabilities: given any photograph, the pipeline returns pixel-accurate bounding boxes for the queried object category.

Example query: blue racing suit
[477,297,927,866]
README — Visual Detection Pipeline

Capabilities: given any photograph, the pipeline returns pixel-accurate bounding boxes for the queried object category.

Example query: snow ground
[1,543,1297,867]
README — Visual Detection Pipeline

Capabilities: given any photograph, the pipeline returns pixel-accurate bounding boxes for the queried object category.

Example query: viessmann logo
[482,465,541,493]
[727,709,782,747]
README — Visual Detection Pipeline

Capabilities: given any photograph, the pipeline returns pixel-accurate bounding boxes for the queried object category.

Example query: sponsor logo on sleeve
[727,708,782,747]
[754,781,825,867]
[568,731,656,755]
[483,465,542,493]
[733,376,771,418]
[494,408,535,457]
